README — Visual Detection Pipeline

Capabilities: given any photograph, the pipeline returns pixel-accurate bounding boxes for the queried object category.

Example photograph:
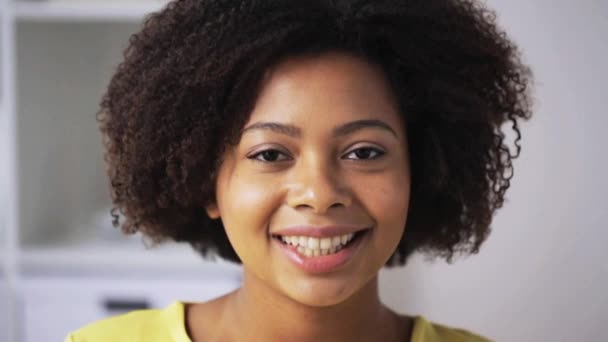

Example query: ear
[204,201,221,220]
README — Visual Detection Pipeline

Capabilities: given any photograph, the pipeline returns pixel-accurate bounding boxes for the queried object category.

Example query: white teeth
[332,236,341,247]
[277,232,361,257]
[320,238,332,249]
[307,237,320,249]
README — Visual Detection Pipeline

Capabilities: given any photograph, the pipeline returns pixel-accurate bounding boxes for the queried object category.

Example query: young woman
[66,0,533,340]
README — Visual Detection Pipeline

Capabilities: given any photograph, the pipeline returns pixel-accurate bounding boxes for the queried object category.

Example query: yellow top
[65,301,492,342]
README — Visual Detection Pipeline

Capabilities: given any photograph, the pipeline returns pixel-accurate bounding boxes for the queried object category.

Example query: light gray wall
[380,1,608,341]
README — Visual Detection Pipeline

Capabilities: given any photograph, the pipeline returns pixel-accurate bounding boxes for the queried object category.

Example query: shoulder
[410,316,493,342]
[64,301,191,342]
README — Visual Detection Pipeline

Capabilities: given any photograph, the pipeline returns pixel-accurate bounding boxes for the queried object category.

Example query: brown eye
[344,147,385,160]
[248,149,290,163]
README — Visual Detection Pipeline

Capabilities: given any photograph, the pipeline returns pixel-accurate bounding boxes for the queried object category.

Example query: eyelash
[247,146,386,163]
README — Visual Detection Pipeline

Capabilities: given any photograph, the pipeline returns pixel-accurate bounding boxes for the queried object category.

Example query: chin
[281,277,362,308]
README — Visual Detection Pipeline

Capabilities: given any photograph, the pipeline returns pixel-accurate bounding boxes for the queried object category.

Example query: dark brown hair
[98,0,533,266]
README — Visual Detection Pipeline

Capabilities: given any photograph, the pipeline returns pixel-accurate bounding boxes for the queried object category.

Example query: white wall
[380,1,608,341]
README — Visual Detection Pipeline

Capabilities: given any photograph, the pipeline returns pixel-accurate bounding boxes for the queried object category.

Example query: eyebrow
[241,119,398,139]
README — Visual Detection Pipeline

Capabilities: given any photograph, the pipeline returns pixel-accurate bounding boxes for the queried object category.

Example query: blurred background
[1,0,606,341]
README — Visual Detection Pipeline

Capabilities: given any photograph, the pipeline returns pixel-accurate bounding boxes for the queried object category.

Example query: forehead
[246,52,402,132]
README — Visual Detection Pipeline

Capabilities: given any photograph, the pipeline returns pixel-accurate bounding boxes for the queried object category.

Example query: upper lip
[271,225,371,238]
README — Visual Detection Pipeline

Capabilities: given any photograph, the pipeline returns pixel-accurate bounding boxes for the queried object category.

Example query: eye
[343,147,385,160]
[247,149,291,163]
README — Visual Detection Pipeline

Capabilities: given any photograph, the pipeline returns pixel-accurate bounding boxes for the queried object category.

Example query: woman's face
[205,52,411,307]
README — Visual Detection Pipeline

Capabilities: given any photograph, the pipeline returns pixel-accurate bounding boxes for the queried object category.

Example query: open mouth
[271,229,370,258]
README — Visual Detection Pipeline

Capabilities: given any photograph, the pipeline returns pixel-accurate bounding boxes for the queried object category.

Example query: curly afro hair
[98,0,533,266]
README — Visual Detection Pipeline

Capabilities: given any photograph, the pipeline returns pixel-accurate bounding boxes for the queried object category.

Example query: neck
[220,270,402,342]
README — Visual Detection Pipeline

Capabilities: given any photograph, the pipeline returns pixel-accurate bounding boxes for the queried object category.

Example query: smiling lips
[271,225,371,273]
[278,233,356,256]
[272,225,368,257]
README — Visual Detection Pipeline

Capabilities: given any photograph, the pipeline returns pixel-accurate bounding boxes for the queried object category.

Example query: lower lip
[273,230,369,274]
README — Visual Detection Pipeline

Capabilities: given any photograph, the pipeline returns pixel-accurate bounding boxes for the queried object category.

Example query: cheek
[219,174,283,265]
[220,173,282,238]
[359,172,410,237]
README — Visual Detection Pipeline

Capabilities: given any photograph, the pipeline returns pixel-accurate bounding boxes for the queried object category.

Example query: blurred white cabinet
[22,274,239,342]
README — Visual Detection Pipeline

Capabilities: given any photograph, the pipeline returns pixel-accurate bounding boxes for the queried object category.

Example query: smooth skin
[188,51,413,341]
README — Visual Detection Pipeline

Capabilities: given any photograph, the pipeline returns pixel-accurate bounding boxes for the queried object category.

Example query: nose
[286,156,352,214]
